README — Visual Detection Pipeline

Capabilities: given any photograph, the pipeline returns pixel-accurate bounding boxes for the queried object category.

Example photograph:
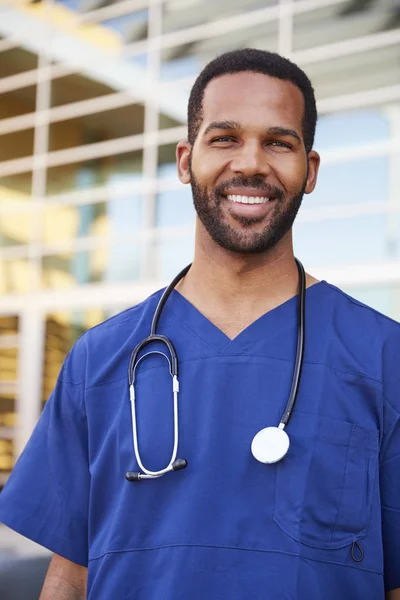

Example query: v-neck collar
[164,282,325,355]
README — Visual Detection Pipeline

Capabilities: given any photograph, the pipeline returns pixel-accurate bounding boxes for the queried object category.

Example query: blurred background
[0,0,399,558]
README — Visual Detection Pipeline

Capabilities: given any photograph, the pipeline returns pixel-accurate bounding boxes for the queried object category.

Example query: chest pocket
[273,413,379,550]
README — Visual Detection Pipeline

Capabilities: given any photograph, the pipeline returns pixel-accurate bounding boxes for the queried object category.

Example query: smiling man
[0,49,399,600]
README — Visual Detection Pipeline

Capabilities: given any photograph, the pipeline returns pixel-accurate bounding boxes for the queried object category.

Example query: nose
[230,140,271,177]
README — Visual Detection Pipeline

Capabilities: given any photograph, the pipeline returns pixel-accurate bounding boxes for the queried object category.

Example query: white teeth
[226,194,269,204]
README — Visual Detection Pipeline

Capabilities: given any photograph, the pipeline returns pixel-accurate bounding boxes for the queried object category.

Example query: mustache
[214,176,285,202]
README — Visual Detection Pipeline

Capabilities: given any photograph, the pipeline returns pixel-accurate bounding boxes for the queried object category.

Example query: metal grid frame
[0,1,398,267]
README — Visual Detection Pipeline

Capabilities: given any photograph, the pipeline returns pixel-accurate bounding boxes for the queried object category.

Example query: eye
[210,136,235,143]
[268,140,292,149]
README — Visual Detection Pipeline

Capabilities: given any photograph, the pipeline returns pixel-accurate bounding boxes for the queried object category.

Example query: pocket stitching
[329,423,353,545]
[272,511,366,550]
[273,420,377,550]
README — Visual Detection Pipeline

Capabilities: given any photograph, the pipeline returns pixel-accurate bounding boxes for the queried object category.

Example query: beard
[189,164,307,255]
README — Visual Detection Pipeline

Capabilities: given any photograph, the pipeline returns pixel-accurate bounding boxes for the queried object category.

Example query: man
[0,48,399,599]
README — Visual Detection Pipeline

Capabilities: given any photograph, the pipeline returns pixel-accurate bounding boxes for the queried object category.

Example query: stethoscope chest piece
[251,426,290,464]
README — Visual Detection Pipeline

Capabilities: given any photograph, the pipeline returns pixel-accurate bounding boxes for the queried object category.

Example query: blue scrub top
[0,281,400,599]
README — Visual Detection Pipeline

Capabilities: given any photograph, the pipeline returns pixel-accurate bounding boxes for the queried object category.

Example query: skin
[39,554,87,599]
[176,71,320,339]
[39,72,400,598]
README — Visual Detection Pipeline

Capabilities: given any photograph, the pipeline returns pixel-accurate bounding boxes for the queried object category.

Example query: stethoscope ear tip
[125,459,188,482]
[126,471,141,482]
[172,458,188,471]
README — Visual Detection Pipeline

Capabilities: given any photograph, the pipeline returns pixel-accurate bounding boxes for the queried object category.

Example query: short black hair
[187,48,317,153]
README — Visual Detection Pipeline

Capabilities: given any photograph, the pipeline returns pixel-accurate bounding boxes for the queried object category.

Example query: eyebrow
[266,126,302,143]
[203,120,242,136]
[203,121,302,143]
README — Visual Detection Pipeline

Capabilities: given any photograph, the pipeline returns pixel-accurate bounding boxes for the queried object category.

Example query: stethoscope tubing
[279,259,306,428]
[126,258,306,480]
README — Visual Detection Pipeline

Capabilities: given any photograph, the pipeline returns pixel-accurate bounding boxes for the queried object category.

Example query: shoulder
[63,289,165,387]
[318,282,400,405]
[320,281,400,334]
[85,288,164,340]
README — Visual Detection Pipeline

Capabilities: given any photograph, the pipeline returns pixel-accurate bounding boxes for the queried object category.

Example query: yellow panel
[85,308,107,330]
[0,259,30,294]
[0,440,12,452]
[43,205,80,244]
[42,269,76,289]
[1,412,16,428]
[0,211,32,246]
[0,456,13,471]
[0,185,30,207]
[91,245,108,275]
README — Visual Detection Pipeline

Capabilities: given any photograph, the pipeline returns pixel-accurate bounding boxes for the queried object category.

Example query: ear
[176,140,192,184]
[304,150,320,194]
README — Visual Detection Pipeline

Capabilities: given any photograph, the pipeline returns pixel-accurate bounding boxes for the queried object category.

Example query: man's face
[177,72,320,254]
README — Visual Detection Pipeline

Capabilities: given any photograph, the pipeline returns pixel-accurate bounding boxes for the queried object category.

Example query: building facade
[0,0,399,492]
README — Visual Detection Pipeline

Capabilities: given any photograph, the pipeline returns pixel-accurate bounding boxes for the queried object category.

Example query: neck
[179,224,305,307]
[175,222,318,339]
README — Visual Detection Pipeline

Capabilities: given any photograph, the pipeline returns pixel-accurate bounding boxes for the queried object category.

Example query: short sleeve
[381,328,400,591]
[0,337,90,567]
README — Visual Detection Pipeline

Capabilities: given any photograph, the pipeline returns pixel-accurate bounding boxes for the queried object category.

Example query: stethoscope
[126,258,306,482]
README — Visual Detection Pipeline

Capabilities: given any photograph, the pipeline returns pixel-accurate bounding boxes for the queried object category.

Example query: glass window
[0,258,31,294]
[0,128,34,161]
[51,73,117,107]
[0,439,14,473]
[159,112,185,130]
[46,149,143,195]
[158,79,192,128]
[307,156,389,209]
[43,194,143,244]
[155,235,194,280]
[0,211,32,247]
[394,214,400,259]
[0,347,18,386]
[0,318,18,433]
[293,1,395,51]
[43,313,72,405]
[307,108,392,209]
[0,172,32,199]
[305,45,400,101]
[43,202,108,244]
[0,47,38,78]
[48,103,145,152]
[122,51,148,70]
[315,107,391,151]
[293,214,389,268]
[0,85,36,119]
[342,285,400,321]
[391,288,400,322]
[42,306,128,404]
[41,243,141,289]
[106,240,142,283]
[156,186,195,228]
[101,9,149,44]
[42,248,106,288]
[158,142,178,178]
[162,0,277,34]
[54,0,82,9]
[160,20,279,81]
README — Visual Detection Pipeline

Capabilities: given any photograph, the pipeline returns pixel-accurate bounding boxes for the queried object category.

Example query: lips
[223,193,275,220]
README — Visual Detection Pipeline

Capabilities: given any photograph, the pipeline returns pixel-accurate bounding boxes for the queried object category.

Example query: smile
[226,194,270,205]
